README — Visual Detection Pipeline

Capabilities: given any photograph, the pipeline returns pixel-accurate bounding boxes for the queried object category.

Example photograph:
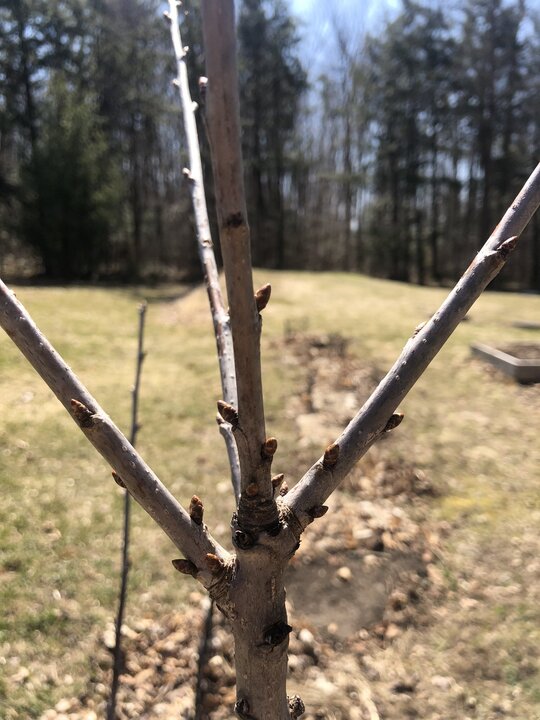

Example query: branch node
[262,621,292,648]
[288,695,306,719]
[224,212,244,229]
[413,321,426,337]
[323,442,339,469]
[189,495,204,525]
[233,528,257,550]
[70,399,94,428]
[172,78,180,87]
[162,10,171,21]
[234,699,256,720]
[112,471,125,489]
[244,482,259,498]
[217,400,239,428]
[262,437,278,458]
[279,481,289,497]
[497,235,518,259]
[172,558,198,577]
[205,553,224,575]
[384,412,404,432]
[255,283,272,312]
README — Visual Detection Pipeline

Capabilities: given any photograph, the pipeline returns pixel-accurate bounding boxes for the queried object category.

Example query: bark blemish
[224,211,244,228]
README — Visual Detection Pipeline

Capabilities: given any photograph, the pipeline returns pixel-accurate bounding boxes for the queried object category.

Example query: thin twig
[108,302,147,720]
[286,162,540,524]
[166,0,241,500]
[194,597,214,720]
[0,280,230,580]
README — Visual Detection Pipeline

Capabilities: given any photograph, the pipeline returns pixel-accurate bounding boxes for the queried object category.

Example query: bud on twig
[112,471,125,489]
[172,558,198,577]
[309,505,328,519]
[71,399,94,429]
[262,437,278,458]
[497,235,518,260]
[217,400,239,428]
[189,495,204,525]
[272,473,284,493]
[255,283,272,312]
[279,482,289,497]
[323,442,339,469]
[384,412,404,432]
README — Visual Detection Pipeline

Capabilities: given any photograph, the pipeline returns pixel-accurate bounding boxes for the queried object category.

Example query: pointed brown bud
[217,400,239,428]
[206,553,224,574]
[262,437,278,458]
[279,482,289,496]
[172,558,198,577]
[189,495,204,525]
[272,473,284,492]
[112,471,125,489]
[384,413,404,432]
[323,442,340,469]
[310,505,328,519]
[255,283,272,312]
[498,235,519,259]
[245,482,259,498]
[71,399,94,428]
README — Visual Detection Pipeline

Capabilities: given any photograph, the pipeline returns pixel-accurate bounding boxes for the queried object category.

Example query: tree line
[1,0,539,289]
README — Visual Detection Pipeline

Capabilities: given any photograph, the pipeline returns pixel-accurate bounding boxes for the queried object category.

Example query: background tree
[238,0,307,268]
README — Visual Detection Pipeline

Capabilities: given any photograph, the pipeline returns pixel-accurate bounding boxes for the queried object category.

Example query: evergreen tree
[238,0,307,268]
[20,76,120,279]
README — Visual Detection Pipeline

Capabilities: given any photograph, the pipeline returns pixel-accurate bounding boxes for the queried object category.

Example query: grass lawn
[1,271,539,718]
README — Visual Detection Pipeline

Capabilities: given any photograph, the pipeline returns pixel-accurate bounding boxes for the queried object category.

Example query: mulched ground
[39,333,447,720]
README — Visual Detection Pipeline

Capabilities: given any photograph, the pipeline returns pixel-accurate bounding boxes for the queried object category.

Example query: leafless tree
[1,2,540,718]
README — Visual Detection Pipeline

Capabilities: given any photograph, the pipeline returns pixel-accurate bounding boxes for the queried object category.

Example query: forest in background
[1,0,539,289]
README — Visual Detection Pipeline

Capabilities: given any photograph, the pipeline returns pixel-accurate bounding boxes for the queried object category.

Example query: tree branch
[200,0,273,508]
[286,162,540,524]
[166,0,241,500]
[0,280,230,582]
